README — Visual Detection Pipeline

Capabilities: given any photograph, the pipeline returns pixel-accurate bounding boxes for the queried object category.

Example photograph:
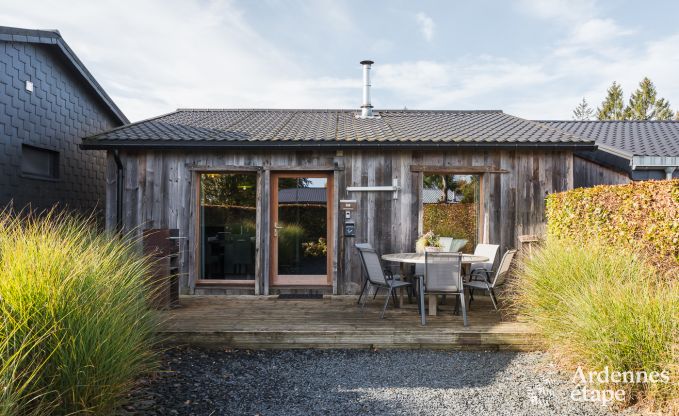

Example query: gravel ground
[120,347,617,416]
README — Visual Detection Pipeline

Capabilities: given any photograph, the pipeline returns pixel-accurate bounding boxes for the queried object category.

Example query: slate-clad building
[538,120,679,186]
[0,26,127,213]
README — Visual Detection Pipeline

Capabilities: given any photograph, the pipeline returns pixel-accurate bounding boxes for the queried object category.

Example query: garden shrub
[546,180,679,278]
[514,179,679,411]
[0,211,159,415]
[509,239,678,411]
[423,203,477,252]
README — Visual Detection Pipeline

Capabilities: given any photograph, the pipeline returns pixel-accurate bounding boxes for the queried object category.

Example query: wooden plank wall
[573,156,630,188]
[108,149,573,295]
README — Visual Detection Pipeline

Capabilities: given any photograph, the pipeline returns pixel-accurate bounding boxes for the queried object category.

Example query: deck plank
[159,295,541,351]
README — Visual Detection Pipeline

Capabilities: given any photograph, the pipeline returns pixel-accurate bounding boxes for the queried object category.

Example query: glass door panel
[271,173,332,286]
[199,172,257,280]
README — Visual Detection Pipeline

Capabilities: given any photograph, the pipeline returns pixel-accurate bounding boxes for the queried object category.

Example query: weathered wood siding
[573,156,630,188]
[108,149,573,295]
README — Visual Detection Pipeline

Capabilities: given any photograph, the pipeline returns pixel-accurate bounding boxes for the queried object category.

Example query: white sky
[3,0,679,121]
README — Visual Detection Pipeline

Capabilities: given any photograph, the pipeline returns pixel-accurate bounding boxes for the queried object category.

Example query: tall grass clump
[509,238,678,411]
[0,210,160,415]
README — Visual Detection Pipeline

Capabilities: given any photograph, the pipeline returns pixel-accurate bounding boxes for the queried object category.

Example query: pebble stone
[118,347,618,416]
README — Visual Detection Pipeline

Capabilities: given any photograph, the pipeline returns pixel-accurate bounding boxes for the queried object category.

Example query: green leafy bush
[546,180,679,277]
[0,211,159,415]
[510,238,678,411]
[423,203,477,252]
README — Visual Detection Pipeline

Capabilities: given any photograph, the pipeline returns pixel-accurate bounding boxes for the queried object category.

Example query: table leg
[398,263,406,308]
[428,294,437,316]
[418,276,426,325]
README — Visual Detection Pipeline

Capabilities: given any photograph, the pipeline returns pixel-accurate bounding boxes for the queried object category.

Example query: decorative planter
[424,246,442,253]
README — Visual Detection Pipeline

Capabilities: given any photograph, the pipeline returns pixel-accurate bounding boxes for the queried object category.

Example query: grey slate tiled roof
[0,26,128,124]
[538,120,679,157]
[81,109,594,149]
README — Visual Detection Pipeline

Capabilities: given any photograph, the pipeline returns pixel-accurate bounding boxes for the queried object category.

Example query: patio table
[381,252,489,316]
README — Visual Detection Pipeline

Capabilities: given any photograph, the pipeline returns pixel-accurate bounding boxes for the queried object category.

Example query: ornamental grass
[509,238,678,412]
[0,210,160,415]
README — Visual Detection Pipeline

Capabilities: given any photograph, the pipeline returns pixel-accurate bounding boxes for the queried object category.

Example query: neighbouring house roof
[0,26,128,124]
[278,188,327,204]
[81,109,595,150]
[537,120,679,157]
[537,120,679,174]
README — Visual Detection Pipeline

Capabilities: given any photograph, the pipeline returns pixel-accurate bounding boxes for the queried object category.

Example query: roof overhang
[80,140,597,151]
[632,155,679,170]
[596,143,633,160]
[579,144,679,181]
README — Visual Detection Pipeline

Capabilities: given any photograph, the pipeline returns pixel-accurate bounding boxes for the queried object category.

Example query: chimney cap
[360,60,374,65]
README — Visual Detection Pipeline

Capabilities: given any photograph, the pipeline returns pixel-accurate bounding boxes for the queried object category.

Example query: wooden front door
[270,172,333,286]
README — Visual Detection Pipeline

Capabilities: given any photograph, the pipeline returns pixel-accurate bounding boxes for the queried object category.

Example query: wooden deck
[160,295,541,351]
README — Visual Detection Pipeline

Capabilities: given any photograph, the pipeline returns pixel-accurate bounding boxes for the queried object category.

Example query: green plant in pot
[416,230,441,253]
[302,237,327,257]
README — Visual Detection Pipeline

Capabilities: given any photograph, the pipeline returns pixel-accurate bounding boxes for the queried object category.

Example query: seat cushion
[449,239,468,252]
[438,237,454,251]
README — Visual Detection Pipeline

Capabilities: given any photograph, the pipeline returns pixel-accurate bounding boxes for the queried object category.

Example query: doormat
[277,294,324,300]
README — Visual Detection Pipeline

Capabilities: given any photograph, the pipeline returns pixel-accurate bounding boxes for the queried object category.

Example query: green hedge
[546,180,679,277]
[423,203,477,252]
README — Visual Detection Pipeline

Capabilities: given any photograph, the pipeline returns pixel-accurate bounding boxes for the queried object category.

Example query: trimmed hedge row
[423,203,477,252]
[546,179,679,276]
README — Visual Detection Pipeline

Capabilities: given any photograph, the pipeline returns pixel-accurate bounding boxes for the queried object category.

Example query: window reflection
[200,173,257,280]
[277,177,328,276]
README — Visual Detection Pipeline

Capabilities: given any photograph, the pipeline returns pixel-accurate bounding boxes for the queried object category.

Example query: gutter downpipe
[112,150,124,232]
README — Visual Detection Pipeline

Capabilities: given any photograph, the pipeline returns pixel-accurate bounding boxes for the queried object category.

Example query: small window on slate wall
[21,145,59,180]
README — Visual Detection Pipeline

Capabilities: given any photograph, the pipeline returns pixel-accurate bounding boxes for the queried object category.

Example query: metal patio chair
[355,244,413,319]
[464,249,517,310]
[414,236,467,277]
[468,243,500,279]
[420,252,467,326]
[355,243,376,304]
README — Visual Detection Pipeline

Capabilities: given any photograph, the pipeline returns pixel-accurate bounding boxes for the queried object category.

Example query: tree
[423,174,477,203]
[592,78,675,121]
[624,77,673,120]
[653,98,673,120]
[596,82,625,120]
[675,111,679,121]
[572,98,594,120]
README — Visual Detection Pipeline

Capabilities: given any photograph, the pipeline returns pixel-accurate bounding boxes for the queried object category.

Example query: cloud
[0,0,363,120]
[374,58,555,110]
[516,0,597,23]
[1,0,677,122]
[568,18,635,45]
[415,12,435,42]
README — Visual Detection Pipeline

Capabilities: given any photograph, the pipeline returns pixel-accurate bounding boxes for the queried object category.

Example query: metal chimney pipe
[360,60,374,118]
